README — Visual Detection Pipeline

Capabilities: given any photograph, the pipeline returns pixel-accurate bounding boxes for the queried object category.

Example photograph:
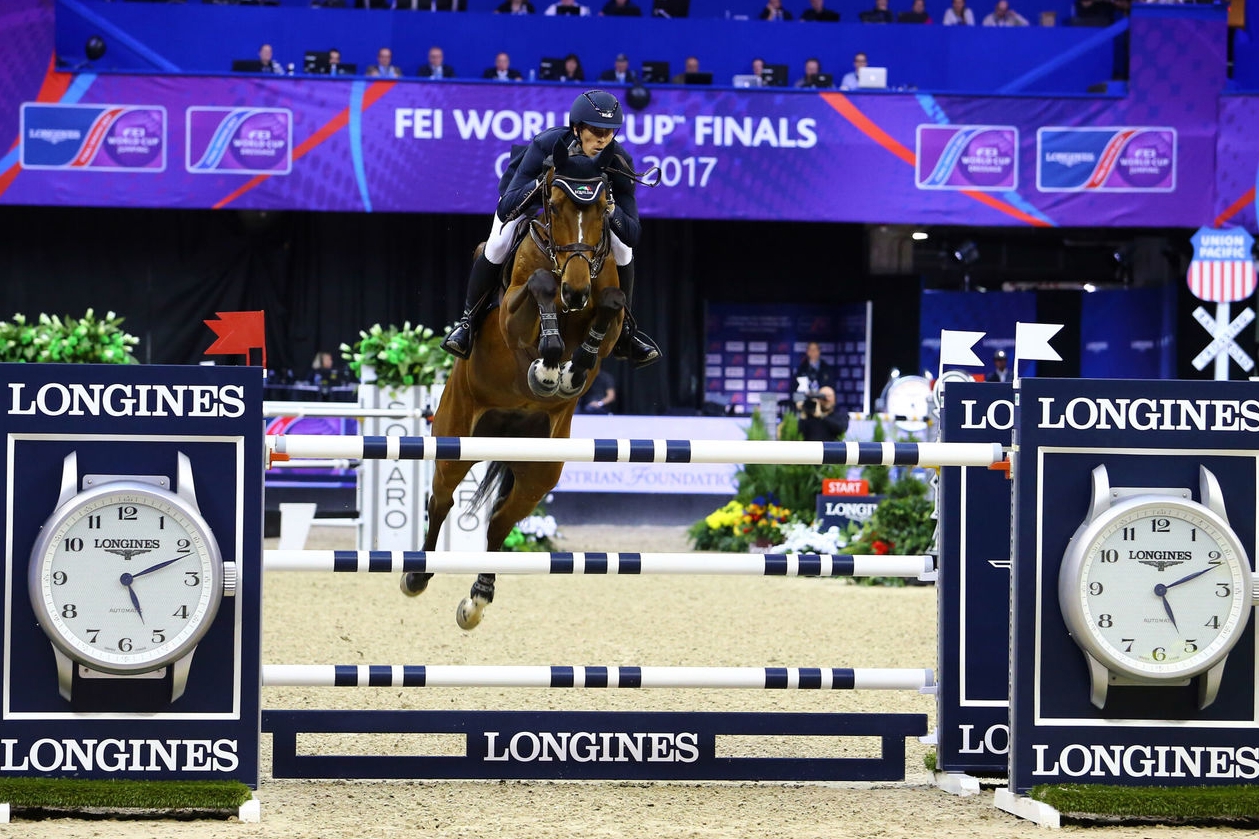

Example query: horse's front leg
[522,268,564,397]
[558,286,626,397]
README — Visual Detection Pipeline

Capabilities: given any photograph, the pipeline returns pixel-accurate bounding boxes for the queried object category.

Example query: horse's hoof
[557,362,588,397]
[456,596,489,630]
[400,571,432,597]
[527,359,560,397]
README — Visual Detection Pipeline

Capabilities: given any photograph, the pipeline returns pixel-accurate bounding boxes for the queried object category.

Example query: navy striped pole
[262,665,935,691]
[263,550,933,579]
[269,435,1003,468]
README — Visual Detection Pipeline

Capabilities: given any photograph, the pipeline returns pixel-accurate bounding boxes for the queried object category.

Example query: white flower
[767,521,850,554]
[516,514,560,540]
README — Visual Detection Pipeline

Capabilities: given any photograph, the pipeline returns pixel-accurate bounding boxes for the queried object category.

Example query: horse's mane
[553,149,605,181]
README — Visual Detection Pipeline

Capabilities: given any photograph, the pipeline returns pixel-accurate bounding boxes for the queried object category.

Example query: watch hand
[1158,590,1178,632]
[119,574,145,624]
[131,556,184,579]
[1165,565,1218,590]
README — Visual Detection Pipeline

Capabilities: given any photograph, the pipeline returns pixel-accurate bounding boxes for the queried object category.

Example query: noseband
[528,171,611,309]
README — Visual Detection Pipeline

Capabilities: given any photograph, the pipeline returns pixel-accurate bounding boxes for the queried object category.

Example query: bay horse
[401,142,626,629]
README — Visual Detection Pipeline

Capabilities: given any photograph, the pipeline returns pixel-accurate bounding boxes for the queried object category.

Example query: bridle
[527,169,612,309]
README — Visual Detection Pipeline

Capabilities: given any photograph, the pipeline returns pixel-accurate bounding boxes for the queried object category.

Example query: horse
[401,142,626,629]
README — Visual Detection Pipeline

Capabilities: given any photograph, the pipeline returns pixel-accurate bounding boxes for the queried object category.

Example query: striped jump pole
[264,550,934,580]
[262,664,936,692]
[268,435,1003,468]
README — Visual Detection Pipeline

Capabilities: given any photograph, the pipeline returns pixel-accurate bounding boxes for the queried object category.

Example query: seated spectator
[599,53,639,84]
[942,0,975,24]
[601,0,643,14]
[794,57,830,88]
[1072,0,1114,23]
[578,370,616,414]
[800,0,839,21]
[483,51,524,80]
[325,48,350,76]
[859,0,895,23]
[496,0,536,11]
[897,0,931,22]
[417,46,455,78]
[672,55,701,83]
[983,0,1028,25]
[839,52,867,91]
[544,0,592,15]
[559,53,585,82]
[758,0,793,20]
[751,57,765,77]
[365,47,402,78]
[258,43,285,75]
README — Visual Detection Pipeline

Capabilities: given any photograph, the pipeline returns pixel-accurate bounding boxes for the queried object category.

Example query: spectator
[898,0,931,22]
[599,53,639,84]
[794,342,835,391]
[325,48,349,75]
[800,0,839,20]
[1073,0,1115,23]
[496,0,536,11]
[797,387,848,442]
[395,0,466,7]
[986,350,1010,383]
[671,55,701,83]
[417,46,455,79]
[839,52,868,91]
[759,0,793,20]
[983,0,1028,25]
[942,0,975,24]
[578,369,617,414]
[794,57,829,88]
[544,0,592,15]
[258,43,285,75]
[860,0,895,23]
[600,0,643,14]
[483,52,524,80]
[559,53,586,82]
[365,47,402,78]
[751,57,765,77]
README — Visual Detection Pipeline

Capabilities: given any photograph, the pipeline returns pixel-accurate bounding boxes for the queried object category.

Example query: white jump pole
[269,435,1003,468]
[263,550,934,579]
[264,401,431,419]
[261,664,936,691]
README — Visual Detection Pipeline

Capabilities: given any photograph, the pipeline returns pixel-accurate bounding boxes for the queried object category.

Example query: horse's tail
[468,461,513,514]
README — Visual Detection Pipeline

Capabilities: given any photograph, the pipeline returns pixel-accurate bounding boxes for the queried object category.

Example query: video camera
[801,392,824,417]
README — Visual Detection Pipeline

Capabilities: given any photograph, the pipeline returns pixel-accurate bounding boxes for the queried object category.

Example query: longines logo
[0,737,239,773]
[959,397,1259,433]
[483,730,699,764]
[7,383,246,418]
[1033,743,1259,780]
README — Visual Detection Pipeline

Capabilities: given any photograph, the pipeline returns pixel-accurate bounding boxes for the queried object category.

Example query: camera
[801,392,822,416]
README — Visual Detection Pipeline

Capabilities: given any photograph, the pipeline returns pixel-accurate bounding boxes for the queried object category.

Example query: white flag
[939,330,985,367]
[1014,322,1063,362]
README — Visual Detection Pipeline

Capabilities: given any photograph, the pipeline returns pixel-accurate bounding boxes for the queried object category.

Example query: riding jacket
[496,125,641,250]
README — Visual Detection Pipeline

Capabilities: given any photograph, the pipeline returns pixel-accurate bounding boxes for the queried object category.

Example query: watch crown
[223,561,238,598]
[1253,579,1259,605]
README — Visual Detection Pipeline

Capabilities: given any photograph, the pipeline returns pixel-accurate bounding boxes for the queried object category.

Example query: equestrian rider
[441,89,660,368]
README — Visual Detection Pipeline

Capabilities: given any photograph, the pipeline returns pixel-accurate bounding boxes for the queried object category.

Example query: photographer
[797,386,848,442]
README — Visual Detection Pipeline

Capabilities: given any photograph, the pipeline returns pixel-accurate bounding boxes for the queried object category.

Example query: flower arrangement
[688,496,792,552]
[767,520,859,555]
[340,321,453,390]
[502,510,561,552]
[0,310,138,364]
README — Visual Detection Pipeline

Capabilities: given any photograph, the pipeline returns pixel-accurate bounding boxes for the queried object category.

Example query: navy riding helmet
[569,90,623,131]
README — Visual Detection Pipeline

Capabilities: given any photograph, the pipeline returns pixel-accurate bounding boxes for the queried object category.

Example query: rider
[440,89,660,368]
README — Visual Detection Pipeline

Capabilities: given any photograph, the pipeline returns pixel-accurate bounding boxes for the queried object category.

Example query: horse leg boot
[441,253,501,359]
[456,573,496,630]
[610,261,661,369]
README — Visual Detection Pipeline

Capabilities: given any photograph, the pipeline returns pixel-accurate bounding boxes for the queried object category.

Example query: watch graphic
[881,371,932,434]
[28,451,236,705]
[1058,464,1259,710]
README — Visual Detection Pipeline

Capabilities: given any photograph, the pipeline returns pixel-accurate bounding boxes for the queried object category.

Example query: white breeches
[483,214,633,267]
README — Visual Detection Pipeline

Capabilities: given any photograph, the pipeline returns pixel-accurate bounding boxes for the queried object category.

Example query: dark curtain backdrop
[0,206,920,414]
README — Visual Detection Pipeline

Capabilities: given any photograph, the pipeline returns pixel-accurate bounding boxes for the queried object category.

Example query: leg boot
[441,253,502,359]
[611,261,662,369]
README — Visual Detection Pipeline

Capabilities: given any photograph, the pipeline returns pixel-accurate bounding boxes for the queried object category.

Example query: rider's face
[576,125,614,158]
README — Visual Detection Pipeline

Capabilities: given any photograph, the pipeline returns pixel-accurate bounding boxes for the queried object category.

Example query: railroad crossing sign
[1191,304,1254,377]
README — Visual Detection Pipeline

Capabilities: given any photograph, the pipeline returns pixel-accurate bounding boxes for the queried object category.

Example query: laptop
[682,72,713,85]
[809,72,833,88]
[761,64,788,87]
[651,0,690,16]
[303,51,329,74]
[231,59,263,73]
[538,57,565,81]
[554,4,582,14]
[732,74,763,88]
[640,60,670,84]
[857,66,888,89]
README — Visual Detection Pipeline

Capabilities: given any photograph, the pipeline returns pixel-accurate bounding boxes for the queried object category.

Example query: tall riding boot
[611,261,662,369]
[441,253,501,359]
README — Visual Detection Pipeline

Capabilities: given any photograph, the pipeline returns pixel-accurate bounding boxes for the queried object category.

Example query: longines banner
[0,73,1216,226]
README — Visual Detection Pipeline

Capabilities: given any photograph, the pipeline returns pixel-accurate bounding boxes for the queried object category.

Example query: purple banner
[1214,95,1259,231]
[0,73,1219,226]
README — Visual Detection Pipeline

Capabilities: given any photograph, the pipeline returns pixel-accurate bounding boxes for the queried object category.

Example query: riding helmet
[569,90,623,130]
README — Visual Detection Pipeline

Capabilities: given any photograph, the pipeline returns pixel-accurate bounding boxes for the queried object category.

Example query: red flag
[204,311,266,367]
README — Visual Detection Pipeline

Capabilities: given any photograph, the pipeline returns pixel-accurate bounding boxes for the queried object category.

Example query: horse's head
[541,142,611,313]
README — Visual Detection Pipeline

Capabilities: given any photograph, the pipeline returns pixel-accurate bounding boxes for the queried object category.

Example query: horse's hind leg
[400,458,474,597]
[559,286,626,397]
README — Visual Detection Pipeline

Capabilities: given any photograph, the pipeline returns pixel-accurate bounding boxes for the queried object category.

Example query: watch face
[886,376,932,420]
[29,481,223,675]
[1061,496,1253,681]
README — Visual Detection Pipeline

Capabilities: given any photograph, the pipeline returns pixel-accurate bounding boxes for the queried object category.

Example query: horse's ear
[551,135,570,170]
